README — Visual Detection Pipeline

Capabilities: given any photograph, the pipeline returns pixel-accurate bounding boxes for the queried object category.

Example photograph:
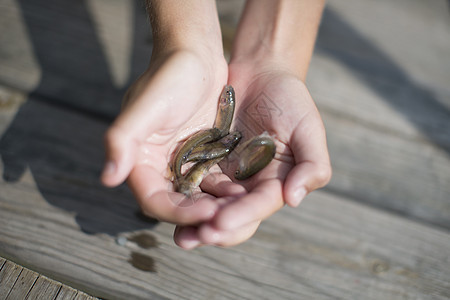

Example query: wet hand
[174,64,331,248]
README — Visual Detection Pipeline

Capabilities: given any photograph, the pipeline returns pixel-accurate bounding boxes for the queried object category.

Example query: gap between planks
[0,257,97,300]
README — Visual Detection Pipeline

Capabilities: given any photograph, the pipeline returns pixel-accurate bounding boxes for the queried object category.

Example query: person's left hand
[174,62,332,248]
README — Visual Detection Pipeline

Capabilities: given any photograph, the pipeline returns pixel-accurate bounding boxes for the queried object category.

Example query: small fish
[172,128,221,180]
[175,157,224,196]
[185,131,242,163]
[234,133,276,180]
[171,85,276,195]
[213,85,235,136]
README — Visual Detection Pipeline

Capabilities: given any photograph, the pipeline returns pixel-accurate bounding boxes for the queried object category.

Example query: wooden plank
[0,258,98,300]
[0,0,448,299]
[25,276,61,299]
[54,285,78,300]
[73,292,97,300]
[1,173,450,300]
[0,261,22,300]
[1,0,449,229]
[0,0,150,119]
[5,267,38,300]
[307,0,450,229]
[0,94,449,299]
[0,0,41,92]
[319,106,450,228]
[0,0,159,117]
[0,257,5,270]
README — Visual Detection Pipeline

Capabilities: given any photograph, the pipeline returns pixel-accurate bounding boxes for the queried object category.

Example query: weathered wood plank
[0,93,449,299]
[0,0,41,92]
[54,285,78,300]
[307,0,450,229]
[0,258,98,300]
[1,171,450,300]
[73,292,97,300]
[0,0,150,118]
[5,267,38,300]
[25,276,61,299]
[318,106,450,227]
[0,261,22,300]
[1,0,449,230]
[0,0,449,299]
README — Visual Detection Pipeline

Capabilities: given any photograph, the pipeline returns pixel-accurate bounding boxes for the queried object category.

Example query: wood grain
[0,258,97,300]
[0,261,22,299]
[1,0,448,229]
[1,172,450,299]
[0,0,449,299]
[0,99,449,298]
[5,267,38,299]
[308,0,450,229]
[54,286,78,300]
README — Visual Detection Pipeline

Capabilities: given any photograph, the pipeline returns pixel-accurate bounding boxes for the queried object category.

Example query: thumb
[284,161,332,207]
[101,125,138,187]
[283,114,332,207]
[100,81,166,187]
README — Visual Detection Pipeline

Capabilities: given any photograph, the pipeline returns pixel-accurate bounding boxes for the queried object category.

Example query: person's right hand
[101,48,228,225]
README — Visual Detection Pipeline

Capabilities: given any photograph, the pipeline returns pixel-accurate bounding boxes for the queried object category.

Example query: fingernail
[210,231,221,243]
[176,227,201,250]
[180,238,201,250]
[291,187,307,207]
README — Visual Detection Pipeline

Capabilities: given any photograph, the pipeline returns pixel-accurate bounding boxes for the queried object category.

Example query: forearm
[230,0,325,81]
[146,0,223,59]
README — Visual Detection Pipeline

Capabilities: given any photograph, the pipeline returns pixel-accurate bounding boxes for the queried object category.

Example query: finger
[101,59,201,187]
[173,226,202,250]
[197,220,261,247]
[128,164,219,225]
[101,126,138,187]
[200,172,247,198]
[284,111,332,207]
[284,161,332,207]
[212,178,284,231]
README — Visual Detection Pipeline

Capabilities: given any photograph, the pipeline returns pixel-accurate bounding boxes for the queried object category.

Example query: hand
[174,62,331,248]
[101,49,229,225]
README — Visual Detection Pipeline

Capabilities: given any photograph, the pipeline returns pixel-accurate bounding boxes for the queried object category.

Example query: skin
[102,0,227,225]
[174,0,331,248]
[102,0,331,248]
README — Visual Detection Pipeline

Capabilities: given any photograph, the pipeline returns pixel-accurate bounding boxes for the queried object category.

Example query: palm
[127,52,228,167]
[218,70,324,192]
[105,51,229,223]
[175,68,330,248]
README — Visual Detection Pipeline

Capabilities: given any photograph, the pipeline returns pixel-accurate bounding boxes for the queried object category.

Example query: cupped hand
[174,62,332,248]
[101,49,228,225]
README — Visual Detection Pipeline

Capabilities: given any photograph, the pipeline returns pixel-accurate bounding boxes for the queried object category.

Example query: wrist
[148,0,224,62]
[229,0,325,81]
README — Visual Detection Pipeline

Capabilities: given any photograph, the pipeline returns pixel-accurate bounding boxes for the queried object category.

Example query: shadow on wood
[317,8,450,155]
[0,0,158,235]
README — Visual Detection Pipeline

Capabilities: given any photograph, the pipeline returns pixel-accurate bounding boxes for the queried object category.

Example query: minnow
[234,133,276,180]
[175,156,224,196]
[213,85,235,136]
[171,85,276,195]
[185,131,242,163]
[171,128,221,181]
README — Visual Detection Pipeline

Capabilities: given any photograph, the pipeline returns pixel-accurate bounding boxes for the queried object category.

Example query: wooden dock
[1,0,449,299]
[0,257,96,300]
